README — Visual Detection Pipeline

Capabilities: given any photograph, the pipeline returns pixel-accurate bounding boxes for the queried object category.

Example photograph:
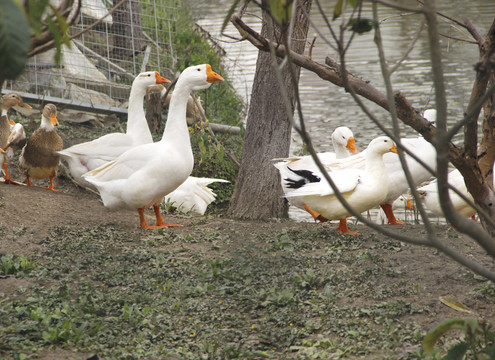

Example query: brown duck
[0,93,32,183]
[19,104,63,191]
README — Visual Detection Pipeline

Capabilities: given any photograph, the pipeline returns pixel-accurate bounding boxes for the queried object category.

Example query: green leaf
[333,0,344,20]
[347,0,361,8]
[445,342,469,360]
[423,318,477,355]
[0,0,31,80]
[268,0,293,27]
[26,0,50,35]
[221,0,244,34]
[348,18,378,34]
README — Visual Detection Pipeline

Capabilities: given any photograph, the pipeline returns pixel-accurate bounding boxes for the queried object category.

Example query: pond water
[189,0,495,222]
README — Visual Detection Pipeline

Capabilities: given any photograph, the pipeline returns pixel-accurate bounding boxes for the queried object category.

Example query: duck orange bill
[390,144,398,153]
[155,72,171,84]
[347,137,359,154]
[206,64,224,83]
[406,198,414,210]
[19,103,32,109]
[50,113,59,126]
[8,118,15,125]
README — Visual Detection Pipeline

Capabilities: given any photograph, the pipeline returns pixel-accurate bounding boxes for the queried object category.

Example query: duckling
[19,104,63,191]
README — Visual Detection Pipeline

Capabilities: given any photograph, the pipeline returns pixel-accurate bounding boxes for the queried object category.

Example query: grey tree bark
[227,0,312,220]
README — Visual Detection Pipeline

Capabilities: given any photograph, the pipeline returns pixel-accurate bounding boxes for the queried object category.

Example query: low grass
[2,222,493,359]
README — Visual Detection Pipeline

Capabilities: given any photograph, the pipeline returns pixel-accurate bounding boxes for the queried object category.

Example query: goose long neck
[334,144,349,159]
[126,83,151,141]
[161,81,191,144]
[365,150,386,173]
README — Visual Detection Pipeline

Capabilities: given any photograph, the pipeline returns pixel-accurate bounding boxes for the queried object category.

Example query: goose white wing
[283,168,363,198]
[83,142,158,183]
[164,177,229,215]
[58,133,136,162]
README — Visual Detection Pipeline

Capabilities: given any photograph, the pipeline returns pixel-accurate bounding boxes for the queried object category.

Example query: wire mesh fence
[3,0,178,115]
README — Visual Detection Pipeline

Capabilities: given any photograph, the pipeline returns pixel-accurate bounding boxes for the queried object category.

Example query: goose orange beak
[9,118,16,126]
[50,113,59,126]
[406,198,414,210]
[155,72,171,84]
[390,144,398,154]
[347,137,358,154]
[206,64,224,83]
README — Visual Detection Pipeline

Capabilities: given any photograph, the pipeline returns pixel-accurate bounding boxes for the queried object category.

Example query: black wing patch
[285,167,321,189]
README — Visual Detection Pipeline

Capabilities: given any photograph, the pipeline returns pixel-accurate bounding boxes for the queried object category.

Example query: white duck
[375,194,414,224]
[417,169,476,221]
[5,123,27,154]
[325,110,437,225]
[274,126,358,221]
[83,64,224,229]
[279,136,398,234]
[0,93,31,183]
[276,126,358,169]
[58,71,170,188]
[163,176,229,215]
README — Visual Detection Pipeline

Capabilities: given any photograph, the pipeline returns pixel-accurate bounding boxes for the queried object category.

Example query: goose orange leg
[138,208,154,230]
[337,219,360,235]
[154,205,182,228]
[2,164,12,184]
[44,176,60,192]
[25,175,32,186]
[380,203,403,225]
[303,204,329,223]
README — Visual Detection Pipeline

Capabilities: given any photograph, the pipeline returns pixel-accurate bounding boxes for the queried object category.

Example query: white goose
[83,64,224,229]
[276,126,358,169]
[58,71,170,188]
[279,136,397,234]
[417,169,476,220]
[274,126,358,221]
[323,110,437,225]
[163,176,229,215]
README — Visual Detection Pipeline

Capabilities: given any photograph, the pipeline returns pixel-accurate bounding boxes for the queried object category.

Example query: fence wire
[3,0,178,114]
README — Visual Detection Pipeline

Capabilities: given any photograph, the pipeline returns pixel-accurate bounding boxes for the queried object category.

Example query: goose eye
[197,68,201,71]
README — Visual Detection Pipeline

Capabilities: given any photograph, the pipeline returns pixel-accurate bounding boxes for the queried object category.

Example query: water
[192,0,495,148]
[189,0,495,222]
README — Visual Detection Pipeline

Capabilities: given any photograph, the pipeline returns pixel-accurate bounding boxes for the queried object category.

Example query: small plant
[0,254,36,275]
[420,318,495,359]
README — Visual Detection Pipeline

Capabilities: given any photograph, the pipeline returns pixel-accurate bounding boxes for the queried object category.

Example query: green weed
[0,254,37,275]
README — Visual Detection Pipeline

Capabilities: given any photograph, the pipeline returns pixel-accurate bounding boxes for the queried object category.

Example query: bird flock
[273,109,477,234]
[0,65,478,233]
[1,64,227,229]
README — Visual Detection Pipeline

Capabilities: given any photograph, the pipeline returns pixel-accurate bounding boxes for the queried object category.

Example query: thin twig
[29,0,128,57]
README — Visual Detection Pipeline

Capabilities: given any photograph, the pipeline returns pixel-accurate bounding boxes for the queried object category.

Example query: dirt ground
[1,168,495,359]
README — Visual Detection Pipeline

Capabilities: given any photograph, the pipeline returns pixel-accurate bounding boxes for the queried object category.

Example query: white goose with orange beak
[273,126,358,222]
[83,64,224,229]
[58,71,170,188]
[278,136,398,234]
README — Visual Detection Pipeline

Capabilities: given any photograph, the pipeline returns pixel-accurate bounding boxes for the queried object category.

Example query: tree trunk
[227,0,312,220]
[146,88,163,134]
[111,0,145,60]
